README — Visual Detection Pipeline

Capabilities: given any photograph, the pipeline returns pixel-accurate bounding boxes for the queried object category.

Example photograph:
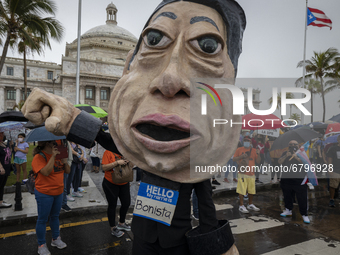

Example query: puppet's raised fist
[22,88,81,136]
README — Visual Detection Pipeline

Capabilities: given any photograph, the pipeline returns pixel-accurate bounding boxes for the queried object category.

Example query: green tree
[16,29,44,100]
[324,58,340,95]
[12,99,25,110]
[268,92,295,120]
[290,113,301,124]
[297,47,340,122]
[295,78,321,122]
[0,0,64,75]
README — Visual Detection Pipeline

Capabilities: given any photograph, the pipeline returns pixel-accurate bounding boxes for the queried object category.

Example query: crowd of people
[205,128,340,225]
[0,125,339,254]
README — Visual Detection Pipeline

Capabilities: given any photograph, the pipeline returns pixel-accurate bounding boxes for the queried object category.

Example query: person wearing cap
[278,140,310,224]
[233,136,261,213]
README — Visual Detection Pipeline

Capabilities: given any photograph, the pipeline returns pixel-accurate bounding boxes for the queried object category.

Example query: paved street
[1,176,340,255]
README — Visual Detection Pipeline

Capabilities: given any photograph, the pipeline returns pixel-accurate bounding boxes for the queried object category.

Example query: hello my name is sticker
[133,182,179,226]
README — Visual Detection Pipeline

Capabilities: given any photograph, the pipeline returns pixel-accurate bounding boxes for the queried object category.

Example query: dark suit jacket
[95,130,218,248]
[67,119,234,253]
[132,171,218,248]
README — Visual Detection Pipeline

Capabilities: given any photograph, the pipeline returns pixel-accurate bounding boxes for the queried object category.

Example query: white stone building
[0,3,137,113]
[0,3,260,115]
[61,2,137,110]
[0,58,62,112]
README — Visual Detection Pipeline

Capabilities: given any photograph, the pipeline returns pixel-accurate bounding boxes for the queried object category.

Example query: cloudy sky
[6,0,340,122]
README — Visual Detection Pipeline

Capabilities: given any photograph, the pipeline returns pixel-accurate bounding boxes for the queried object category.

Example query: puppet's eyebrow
[190,16,220,32]
[154,12,177,21]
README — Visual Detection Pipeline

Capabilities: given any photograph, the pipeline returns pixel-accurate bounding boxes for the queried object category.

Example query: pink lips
[131,113,199,153]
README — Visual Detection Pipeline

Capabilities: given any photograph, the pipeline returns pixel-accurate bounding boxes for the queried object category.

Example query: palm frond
[0,0,64,74]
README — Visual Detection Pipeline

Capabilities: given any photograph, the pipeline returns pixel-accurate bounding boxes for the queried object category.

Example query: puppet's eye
[195,36,222,54]
[144,30,171,47]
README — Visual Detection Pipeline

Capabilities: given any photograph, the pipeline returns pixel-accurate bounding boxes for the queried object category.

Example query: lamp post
[52,75,60,94]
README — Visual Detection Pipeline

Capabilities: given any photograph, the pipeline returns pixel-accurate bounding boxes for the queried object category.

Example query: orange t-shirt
[234,147,258,176]
[102,150,127,185]
[32,151,65,196]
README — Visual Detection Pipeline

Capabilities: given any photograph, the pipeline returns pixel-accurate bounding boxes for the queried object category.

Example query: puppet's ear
[122,49,135,76]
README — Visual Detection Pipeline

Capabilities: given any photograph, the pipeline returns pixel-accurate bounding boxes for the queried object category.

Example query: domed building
[61,2,137,110]
[0,3,262,116]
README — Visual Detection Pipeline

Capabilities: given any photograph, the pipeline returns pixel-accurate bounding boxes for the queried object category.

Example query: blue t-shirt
[314,139,325,157]
[15,142,29,160]
[315,139,325,149]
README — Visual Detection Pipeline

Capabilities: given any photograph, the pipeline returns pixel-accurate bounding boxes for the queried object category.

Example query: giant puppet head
[108,0,246,183]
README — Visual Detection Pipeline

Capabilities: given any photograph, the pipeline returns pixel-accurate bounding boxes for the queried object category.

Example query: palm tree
[324,57,340,95]
[297,47,340,122]
[268,92,295,120]
[12,99,25,111]
[16,30,44,100]
[290,113,301,124]
[0,0,64,75]
[295,78,321,122]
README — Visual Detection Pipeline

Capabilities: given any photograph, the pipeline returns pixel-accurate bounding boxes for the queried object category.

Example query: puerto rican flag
[296,147,318,186]
[307,7,332,30]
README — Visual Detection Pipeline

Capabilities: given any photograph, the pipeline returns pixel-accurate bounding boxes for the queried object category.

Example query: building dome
[106,2,117,11]
[65,2,137,65]
[81,23,137,42]
[76,2,137,43]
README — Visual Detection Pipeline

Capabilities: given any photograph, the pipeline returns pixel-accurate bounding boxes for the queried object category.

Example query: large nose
[149,37,191,98]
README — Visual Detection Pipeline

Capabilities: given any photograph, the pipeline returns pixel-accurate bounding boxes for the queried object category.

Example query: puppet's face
[109,2,241,183]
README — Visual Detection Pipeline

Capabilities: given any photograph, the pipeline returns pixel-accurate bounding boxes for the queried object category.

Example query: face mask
[289,145,298,152]
[18,138,24,142]
[244,141,250,148]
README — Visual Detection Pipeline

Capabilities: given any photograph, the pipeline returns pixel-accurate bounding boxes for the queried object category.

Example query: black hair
[33,141,48,156]
[18,133,26,138]
[128,0,246,76]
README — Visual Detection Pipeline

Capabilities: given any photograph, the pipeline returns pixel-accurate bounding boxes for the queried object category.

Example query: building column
[0,86,5,113]
[95,86,101,107]
[16,88,21,104]
[80,86,85,104]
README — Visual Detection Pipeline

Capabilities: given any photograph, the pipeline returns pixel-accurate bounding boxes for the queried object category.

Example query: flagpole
[75,0,82,105]
[302,0,308,124]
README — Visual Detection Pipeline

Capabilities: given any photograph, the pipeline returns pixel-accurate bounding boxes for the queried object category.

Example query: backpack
[72,145,82,164]
[26,152,47,195]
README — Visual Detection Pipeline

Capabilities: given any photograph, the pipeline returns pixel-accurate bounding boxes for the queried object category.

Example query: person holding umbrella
[31,140,70,255]
[278,140,310,224]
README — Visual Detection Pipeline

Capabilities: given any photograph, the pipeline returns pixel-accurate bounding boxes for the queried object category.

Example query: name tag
[133,182,179,226]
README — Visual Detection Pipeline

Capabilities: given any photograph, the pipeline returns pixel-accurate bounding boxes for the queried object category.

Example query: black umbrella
[0,111,27,123]
[270,128,322,151]
[25,126,66,142]
[23,121,44,129]
[329,113,340,123]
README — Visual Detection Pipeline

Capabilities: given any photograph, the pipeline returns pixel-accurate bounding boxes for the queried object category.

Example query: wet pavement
[212,182,340,254]
[1,171,340,254]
